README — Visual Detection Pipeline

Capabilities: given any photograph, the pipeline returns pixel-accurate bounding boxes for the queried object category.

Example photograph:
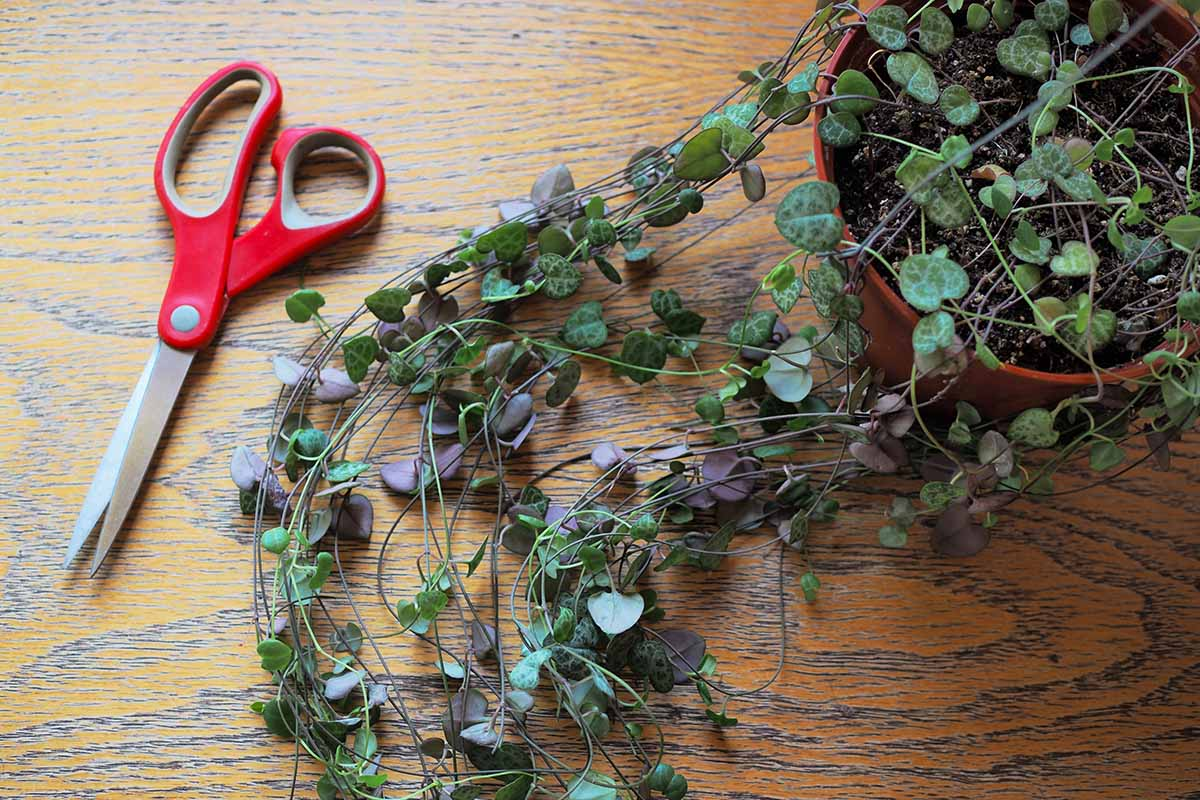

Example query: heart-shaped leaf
[729,310,778,348]
[775,181,843,253]
[538,225,574,257]
[1088,0,1123,40]
[1008,407,1059,447]
[342,335,379,383]
[912,311,955,354]
[997,35,1052,80]
[285,288,325,323]
[789,62,820,92]
[257,639,293,672]
[919,6,954,54]
[979,174,1016,217]
[364,286,411,323]
[1070,22,1095,44]
[977,430,1015,477]
[1050,240,1099,276]
[673,127,729,180]
[562,301,608,349]
[1089,441,1125,471]
[615,330,667,384]
[531,164,575,212]
[1034,0,1068,31]
[931,502,990,556]
[1164,214,1200,251]
[899,252,969,312]
[940,135,973,169]
[657,629,707,683]
[940,84,980,126]
[764,333,814,402]
[817,111,862,147]
[546,360,581,408]
[886,52,939,103]
[867,4,909,50]
[966,2,990,30]
[587,590,645,636]
[832,69,879,115]
[1013,159,1049,197]
[539,253,583,299]
[492,220,529,263]
[1031,142,1073,178]
[1054,171,1104,202]
[1010,220,1051,264]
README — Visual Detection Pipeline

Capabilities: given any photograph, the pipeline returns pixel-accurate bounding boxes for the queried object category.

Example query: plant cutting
[231,1,1200,798]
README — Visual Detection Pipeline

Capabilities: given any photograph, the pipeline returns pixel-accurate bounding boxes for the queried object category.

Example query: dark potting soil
[833,9,1198,373]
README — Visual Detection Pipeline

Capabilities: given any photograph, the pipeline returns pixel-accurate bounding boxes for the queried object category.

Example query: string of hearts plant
[233,1,1200,798]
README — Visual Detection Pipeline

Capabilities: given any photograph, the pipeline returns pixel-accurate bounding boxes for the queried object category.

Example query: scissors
[66,61,386,575]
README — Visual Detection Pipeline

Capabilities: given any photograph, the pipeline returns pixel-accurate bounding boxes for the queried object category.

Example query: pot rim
[810,0,1194,388]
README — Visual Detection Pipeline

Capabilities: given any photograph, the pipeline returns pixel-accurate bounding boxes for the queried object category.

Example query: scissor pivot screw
[170,304,201,333]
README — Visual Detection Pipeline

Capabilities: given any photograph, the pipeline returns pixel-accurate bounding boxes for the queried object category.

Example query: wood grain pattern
[1,1,1198,798]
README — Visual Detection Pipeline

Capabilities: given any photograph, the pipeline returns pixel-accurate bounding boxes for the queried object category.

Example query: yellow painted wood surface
[1,1,1199,798]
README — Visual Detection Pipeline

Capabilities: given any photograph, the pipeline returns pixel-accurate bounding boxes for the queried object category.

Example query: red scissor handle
[226,127,385,298]
[154,62,282,350]
[154,63,386,350]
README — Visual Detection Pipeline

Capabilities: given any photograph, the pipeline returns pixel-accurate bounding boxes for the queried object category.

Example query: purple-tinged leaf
[442,688,488,752]
[649,444,690,461]
[545,505,579,532]
[381,459,422,494]
[500,412,537,451]
[495,393,534,438]
[850,441,899,473]
[313,367,360,403]
[931,502,990,556]
[332,494,373,541]
[273,355,306,387]
[421,401,460,436]
[499,522,535,555]
[702,452,759,502]
[324,669,365,701]
[683,487,717,509]
[366,683,389,708]
[591,442,628,471]
[968,491,1018,514]
[230,445,266,491]
[656,629,707,684]
[417,291,460,330]
[716,497,766,530]
[432,443,466,480]
[263,470,289,513]
[499,198,537,223]
[471,621,498,660]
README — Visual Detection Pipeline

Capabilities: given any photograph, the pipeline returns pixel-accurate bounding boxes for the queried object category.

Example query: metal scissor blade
[65,347,159,567]
[89,340,196,577]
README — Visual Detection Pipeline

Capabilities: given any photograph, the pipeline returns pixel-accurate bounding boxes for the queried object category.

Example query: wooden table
[2,1,1198,798]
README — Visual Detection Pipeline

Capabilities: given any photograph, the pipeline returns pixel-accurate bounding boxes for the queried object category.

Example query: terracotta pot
[811,0,1199,418]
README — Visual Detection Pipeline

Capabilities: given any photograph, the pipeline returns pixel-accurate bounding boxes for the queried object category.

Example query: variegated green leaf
[817,111,862,147]
[775,181,844,253]
[997,35,1052,80]
[919,6,954,54]
[899,252,970,312]
[912,311,955,354]
[866,4,909,50]
[1050,241,1099,277]
[886,52,939,104]
[940,84,980,126]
